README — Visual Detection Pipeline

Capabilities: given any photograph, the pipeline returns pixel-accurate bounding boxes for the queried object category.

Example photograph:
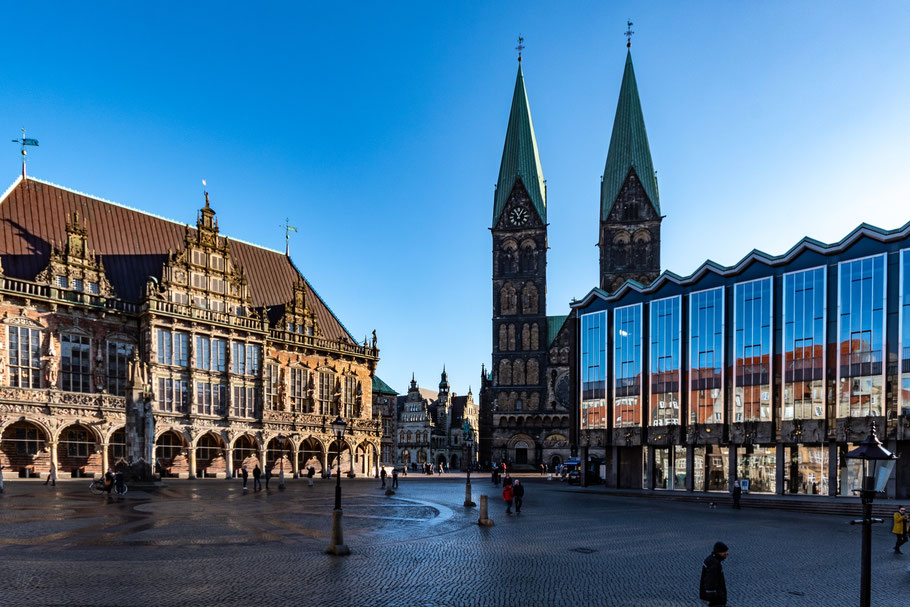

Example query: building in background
[372,375,398,468]
[0,175,381,480]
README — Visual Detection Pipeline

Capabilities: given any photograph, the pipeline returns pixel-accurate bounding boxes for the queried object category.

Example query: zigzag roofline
[571,219,910,309]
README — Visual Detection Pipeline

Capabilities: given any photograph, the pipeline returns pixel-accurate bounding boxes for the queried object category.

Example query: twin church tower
[480,43,663,468]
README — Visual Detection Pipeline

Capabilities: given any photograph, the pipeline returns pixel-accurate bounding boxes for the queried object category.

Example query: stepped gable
[0,176,353,343]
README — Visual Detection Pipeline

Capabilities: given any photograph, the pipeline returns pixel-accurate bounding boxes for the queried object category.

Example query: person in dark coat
[265,465,272,490]
[253,465,262,492]
[731,482,742,509]
[307,466,315,488]
[380,467,387,488]
[241,467,248,491]
[512,479,524,513]
[392,467,399,489]
[503,474,513,488]
[699,541,729,606]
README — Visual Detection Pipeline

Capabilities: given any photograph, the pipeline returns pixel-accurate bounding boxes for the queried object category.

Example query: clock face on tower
[509,206,528,226]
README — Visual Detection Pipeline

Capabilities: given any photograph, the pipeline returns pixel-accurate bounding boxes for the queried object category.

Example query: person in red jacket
[502,483,514,514]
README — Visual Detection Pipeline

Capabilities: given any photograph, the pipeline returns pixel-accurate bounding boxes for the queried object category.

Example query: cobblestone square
[0,476,908,606]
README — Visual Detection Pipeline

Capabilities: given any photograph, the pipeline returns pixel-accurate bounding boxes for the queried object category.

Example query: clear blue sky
[3,2,910,395]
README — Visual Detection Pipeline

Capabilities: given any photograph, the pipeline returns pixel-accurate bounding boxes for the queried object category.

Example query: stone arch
[613,230,631,268]
[265,435,293,474]
[527,359,539,385]
[355,442,369,476]
[298,436,324,474]
[56,422,103,477]
[513,359,525,386]
[633,228,651,244]
[521,324,530,350]
[231,434,260,475]
[520,239,537,272]
[500,284,517,315]
[196,432,227,478]
[521,282,538,314]
[107,425,127,471]
[155,430,189,477]
[499,359,512,385]
[507,433,536,468]
[327,439,352,475]
[0,419,52,477]
[500,239,518,274]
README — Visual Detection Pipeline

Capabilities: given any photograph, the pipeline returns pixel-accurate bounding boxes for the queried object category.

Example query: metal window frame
[648,295,682,426]
[781,265,827,422]
[688,286,725,426]
[613,302,643,427]
[578,310,607,430]
[732,277,774,423]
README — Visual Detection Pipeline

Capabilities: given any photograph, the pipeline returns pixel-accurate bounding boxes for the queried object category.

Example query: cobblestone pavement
[0,475,908,606]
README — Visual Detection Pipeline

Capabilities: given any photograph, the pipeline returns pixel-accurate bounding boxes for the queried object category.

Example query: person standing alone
[512,479,524,514]
[392,467,399,489]
[380,467,387,488]
[253,465,262,492]
[894,505,909,554]
[699,542,728,606]
[45,463,57,487]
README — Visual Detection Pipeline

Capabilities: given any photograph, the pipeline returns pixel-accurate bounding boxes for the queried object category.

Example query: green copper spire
[493,64,546,226]
[601,50,659,220]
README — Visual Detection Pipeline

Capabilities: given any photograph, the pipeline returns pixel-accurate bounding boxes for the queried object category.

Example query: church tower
[489,58,548,444]
[599,49,662,292]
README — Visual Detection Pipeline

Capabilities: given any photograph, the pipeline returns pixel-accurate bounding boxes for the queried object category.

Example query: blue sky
[3,2,910,395]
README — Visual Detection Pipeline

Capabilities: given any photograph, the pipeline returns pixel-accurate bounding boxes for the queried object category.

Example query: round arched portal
[196,433,227,478]
[232,435,259,476]
[327,440,351,475]
[298,437,323,475]
[57,423,101,477]
[108,428,127,472]
[450,454,459,470]
[266,436,293,476]
[0,420,49,478]
[551,454,563,468]
[155,431,188,478]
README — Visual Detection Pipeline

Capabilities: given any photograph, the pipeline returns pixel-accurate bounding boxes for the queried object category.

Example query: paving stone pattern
[0,476,907,606]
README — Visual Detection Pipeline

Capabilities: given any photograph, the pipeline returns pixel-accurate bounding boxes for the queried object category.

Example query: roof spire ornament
[625,20,634,48]
[202,179,210,207]
[280,217,298,256]
[11,128,39,179]
[516,35,525,62]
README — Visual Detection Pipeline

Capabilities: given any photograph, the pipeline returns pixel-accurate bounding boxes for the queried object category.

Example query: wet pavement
[0,475,908,606]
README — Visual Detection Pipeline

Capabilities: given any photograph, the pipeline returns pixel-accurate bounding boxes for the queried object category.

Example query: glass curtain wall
[694,445,729,491]
[784,445,828,495]
[901,250,910,415]
[837,255,886,417]
[690,288,724,425]
[783,267,826,420]
[653,447,670,489]
[735,446,776,493]
[650,296,681,426]
[673,446,687,489]
[581,312,607,430]
[614,304,642,428]
[733,279,772,422]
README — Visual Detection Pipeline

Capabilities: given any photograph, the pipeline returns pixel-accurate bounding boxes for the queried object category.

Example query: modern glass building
[570,222,910,499]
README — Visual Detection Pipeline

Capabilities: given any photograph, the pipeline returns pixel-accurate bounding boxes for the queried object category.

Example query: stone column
[225,446,234,478]
[775,444,785,495]
[49,441,59,477]
[292,446,300,478]
[188,447,197,479]
[100,443,108,475]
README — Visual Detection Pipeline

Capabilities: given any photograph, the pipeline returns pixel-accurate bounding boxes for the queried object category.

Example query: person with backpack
[502,482,514,514]
[699,541,729,606]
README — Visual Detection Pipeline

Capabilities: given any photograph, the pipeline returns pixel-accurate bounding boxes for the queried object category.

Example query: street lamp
[845,422,897,607]
[464,436,475,507]
[326,415,350,555]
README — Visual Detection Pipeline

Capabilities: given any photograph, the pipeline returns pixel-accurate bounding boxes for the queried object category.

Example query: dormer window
[191,249,205,266]
[73,278,84,292]
[55,275,68,288]
[88,282,100,295]
[210,255,224,271]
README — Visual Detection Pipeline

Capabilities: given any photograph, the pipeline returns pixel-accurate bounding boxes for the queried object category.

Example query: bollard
[464,480,476,507]
[385,486,395,496]
[477,494,494,526]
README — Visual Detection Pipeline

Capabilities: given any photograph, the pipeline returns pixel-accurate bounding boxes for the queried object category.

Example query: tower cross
[10,128,39,179]
[625,20,634,48]
[516,35,525,62]
[280,217,298,256]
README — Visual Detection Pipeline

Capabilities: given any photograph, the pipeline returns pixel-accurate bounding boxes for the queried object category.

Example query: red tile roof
[0,176,354,343]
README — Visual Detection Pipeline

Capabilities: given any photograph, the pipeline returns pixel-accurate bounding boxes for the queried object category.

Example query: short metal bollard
[477,494,494,526]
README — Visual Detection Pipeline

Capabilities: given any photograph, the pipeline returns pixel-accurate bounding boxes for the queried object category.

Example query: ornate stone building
[0,176,381,480]
[479,60,572,470]
[394,370,478,471]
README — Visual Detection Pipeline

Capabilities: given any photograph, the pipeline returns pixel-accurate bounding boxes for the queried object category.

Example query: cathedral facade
[0,176,381,481]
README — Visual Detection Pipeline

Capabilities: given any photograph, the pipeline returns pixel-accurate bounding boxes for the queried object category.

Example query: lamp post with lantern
[464,435,475,507]
[845,422,897,607]
[325,416,350,556]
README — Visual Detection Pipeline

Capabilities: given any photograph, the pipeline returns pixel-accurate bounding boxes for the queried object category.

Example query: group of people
[490,463,507,486]
[500,475,524,514]
[378,467,399,489]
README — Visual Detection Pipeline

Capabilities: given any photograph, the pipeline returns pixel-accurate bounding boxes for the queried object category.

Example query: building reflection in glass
[784,445,828,495]
[901,250,910,416]
[837,255,885,418]
[733,278,772,422]
[693,445,728,491]
[783,267,826,420]
[649,296,681,426]
[689,288,724,425]
[614,304,642,427]
[735,446,776,493]
[652,445,688,490]
[581,311,607,430]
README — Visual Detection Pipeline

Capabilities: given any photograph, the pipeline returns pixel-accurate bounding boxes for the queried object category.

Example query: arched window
[407,431,412,443]
[501,240,518,275]
[513,359,525,386]
[508,324,516,351]
[521,283,538,314]
[499,324,508,351]
[520,239,537,272]
[531,323,539,350]
[527,359,539,385]
[613,230,631,268]
[521,324,530,350]
[500,284,518,315]
[499,359,512,386]
[530,393,540,410]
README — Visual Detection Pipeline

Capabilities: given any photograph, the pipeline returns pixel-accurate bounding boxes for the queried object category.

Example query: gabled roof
[372,375,397,396]
[546,314,568,348]
[571,219,910,309]
[602,50,659,219]
[0,176,355,343]
[493,64,547,226]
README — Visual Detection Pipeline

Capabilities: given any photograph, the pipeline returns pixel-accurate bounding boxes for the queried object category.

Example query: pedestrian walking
[265,465,272,490]
[503,474,513,488]
[392,467,399,489]
[893,505,909,554]
[699,541,729,606]
[503,482,514,514]
[731,481,741,509]
[45,463,57,487]
[241,467,249,491]
[0,463,5,494]
[512,479,524,513]
[380,467,387,488]
[307,466,315,487]
[253,465,262,492]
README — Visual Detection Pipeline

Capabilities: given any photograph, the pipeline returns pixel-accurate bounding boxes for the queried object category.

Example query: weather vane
[280,217,298,256]
[10,128,38,179]
[625,20,634,48]
[516,35,525,62]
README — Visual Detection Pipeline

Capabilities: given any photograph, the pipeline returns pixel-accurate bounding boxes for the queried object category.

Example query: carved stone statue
[462,420,473,441]
[371,330,377,348]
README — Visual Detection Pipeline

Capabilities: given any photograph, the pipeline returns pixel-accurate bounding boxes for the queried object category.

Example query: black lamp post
[326,415,350,555]
[845,422,897,607]
[464,436,475,507]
